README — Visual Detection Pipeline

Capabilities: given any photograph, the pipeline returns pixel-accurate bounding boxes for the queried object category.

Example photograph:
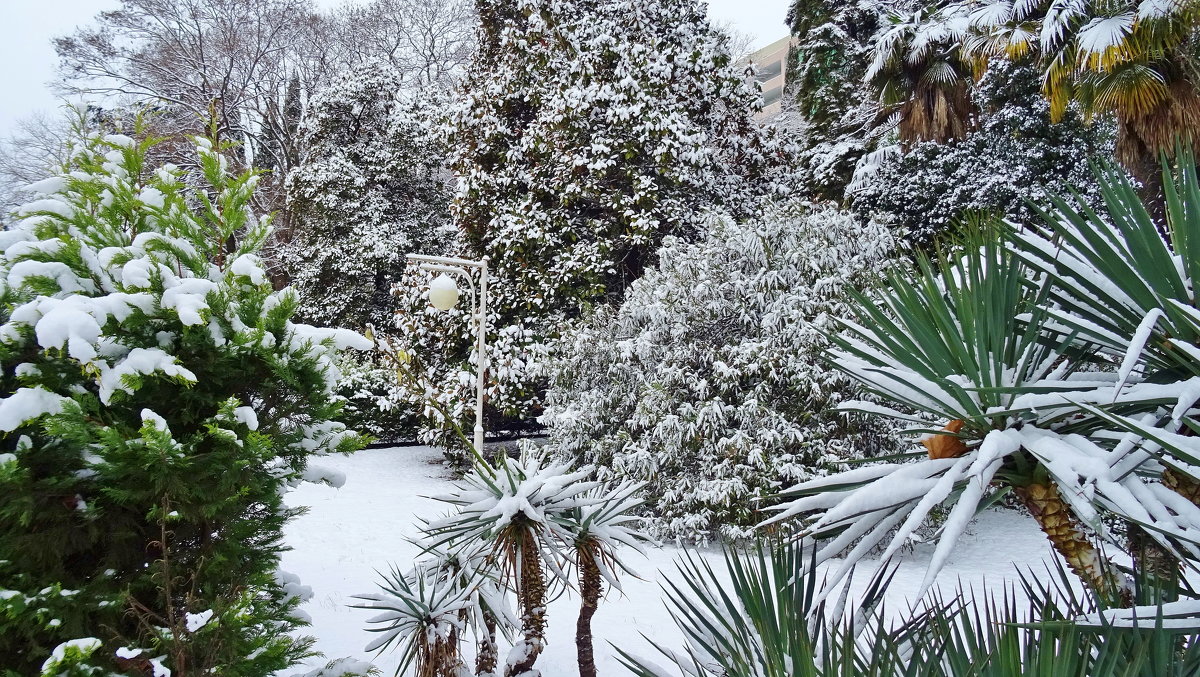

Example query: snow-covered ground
[282,446,1058,675]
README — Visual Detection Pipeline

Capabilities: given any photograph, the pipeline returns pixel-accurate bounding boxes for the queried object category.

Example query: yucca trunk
[576,550,602,677]
[476,611,498,676]
[506,535,547,677]
[1015,483,1121,602]
[1164,468,1200,507]
[418,633,462,677]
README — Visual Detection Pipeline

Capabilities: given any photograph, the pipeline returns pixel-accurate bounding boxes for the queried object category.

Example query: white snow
[0,387,67,432]
[99,348,198,404]
[282,446,1057,675]
[185,609,214,632]
[42,638,102,671]
[234,406,260,431]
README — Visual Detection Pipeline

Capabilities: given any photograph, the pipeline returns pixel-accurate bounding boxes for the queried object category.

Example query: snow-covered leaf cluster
[539,205,904,541]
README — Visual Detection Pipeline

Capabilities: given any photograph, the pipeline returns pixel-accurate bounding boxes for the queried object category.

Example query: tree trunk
[1127,521,1179,598]
[1164,468,1200,507]
[576,551,602,677]
[1015,483,1123,603]
[476,611,498,676]
[506,536,547,677]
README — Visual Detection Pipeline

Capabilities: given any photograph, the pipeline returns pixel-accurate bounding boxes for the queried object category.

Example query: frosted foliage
[540,206,904,541]
[785,0,891,200]
[0,129,370,673]
[284,61,453,333]
[395,0,796,453]
[850,61,1114,246]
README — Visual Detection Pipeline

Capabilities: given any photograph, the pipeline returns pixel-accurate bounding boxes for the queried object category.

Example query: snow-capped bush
[0,128,368,673]
[539,205,903,541]
[850,60,1114,249]
[392,0,797,457]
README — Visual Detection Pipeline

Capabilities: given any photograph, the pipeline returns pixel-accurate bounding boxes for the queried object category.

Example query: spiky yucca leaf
[616,540,1200,676]
[614,540,935,677]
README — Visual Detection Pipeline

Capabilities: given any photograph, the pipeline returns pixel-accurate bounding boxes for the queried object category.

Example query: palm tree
[551,482,650,677]
[423,454,596,677]
[867,4,978,145]
[765,157,1200,609]
[965,0,1200,201]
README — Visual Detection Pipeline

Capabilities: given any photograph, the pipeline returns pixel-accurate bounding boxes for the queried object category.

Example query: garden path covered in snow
[282,446,1058,675]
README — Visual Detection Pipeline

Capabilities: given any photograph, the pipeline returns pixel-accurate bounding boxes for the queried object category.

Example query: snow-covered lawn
[282,446,1058,675]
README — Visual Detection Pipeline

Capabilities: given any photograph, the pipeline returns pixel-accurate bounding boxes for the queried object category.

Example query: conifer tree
[0,126,369,674]
[285,61,453,440]
[395,0,795,455]
[785,0,891,199]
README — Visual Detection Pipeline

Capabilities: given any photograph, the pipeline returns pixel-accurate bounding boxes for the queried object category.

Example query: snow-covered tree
[784,0,892,199]
[360,453,648,676]
[849,60,1114,248]
[539,205,902,542]
[286,62,452,331]
[284,61,454,441]
[0,128,369,673]
[394,0,797,456]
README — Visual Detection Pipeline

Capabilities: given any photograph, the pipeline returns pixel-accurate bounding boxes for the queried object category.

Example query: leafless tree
[0,111,77,218]
[330,0,476,88]
[55,0,323,164]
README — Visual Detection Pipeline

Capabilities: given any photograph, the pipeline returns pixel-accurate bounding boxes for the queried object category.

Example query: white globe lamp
[428,273,460,311]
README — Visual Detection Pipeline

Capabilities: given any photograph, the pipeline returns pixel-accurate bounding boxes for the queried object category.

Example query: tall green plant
[617,540,1200,676]
[0,126,369,673]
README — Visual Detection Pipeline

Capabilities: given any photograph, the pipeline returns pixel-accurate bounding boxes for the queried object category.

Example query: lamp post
[406,253,489,455]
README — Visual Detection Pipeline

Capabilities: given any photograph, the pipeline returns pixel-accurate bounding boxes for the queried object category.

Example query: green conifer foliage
[0,127,368,674]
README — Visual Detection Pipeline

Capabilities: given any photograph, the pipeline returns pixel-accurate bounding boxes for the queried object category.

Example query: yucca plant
[1007,149,1200,585]
[552,481,651,677]
[422,454,596,676]
[615,538,936,677]
[617,540,1200,676]
[763,232,1138,600]
[768,149,1200,617]
[354,561,477,677]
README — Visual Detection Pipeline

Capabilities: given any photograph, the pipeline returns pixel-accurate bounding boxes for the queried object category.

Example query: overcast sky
[0,0,790,138]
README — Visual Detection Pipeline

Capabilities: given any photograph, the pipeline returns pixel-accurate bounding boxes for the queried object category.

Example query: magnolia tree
[393,0,797,457]
[539,206,903,541]
[0,129,370,674]
[284,61,454,441]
